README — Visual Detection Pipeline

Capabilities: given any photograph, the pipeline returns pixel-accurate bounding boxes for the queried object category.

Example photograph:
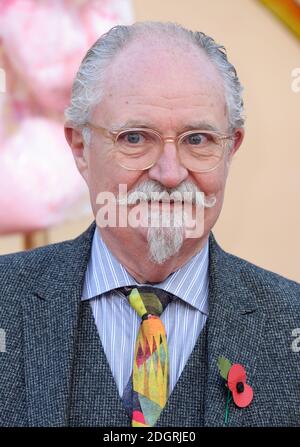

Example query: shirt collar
[82,227,209,315]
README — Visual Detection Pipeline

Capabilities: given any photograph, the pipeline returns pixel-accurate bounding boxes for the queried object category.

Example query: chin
[146,225,185,265]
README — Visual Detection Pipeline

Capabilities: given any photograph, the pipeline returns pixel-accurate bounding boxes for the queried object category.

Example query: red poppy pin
[217,356,253,425]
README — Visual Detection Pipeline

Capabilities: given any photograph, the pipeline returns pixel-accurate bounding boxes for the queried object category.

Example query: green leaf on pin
[218,356,232,380]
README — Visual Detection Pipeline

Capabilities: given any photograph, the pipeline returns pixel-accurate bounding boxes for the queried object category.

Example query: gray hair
[65,21,244,143]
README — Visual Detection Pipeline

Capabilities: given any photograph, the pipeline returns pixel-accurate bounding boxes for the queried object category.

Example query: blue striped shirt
[82,227,209,397]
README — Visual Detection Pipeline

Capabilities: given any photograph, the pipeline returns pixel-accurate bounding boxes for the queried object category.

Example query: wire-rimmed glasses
[86,123,234,173]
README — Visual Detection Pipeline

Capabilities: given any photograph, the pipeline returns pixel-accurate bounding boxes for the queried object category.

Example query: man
[0,22,299,427]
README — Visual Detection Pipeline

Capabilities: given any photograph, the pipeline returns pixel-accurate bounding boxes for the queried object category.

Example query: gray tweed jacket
[0,221,299,427]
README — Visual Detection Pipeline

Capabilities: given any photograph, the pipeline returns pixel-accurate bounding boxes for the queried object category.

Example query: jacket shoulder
[0,239,73,297]
[209,233,300,310]
[0,221,96,309]
[228,249,299,288]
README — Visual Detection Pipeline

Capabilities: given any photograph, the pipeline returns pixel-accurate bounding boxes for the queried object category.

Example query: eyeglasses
[86,123,234,173]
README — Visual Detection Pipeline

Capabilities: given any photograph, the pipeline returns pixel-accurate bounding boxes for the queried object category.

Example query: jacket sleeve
[0,256,28,427]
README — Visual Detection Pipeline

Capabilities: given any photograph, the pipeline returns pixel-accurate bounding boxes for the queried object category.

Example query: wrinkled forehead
[102,38,226,102]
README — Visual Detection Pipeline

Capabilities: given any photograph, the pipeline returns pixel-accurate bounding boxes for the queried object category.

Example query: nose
[147,142,189,188]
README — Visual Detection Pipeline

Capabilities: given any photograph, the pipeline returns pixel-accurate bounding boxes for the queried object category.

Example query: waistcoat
[69,300,208,427]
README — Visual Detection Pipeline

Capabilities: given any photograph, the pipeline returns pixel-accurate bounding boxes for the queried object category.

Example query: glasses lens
[178,131,225,172]
[114,129,161,170]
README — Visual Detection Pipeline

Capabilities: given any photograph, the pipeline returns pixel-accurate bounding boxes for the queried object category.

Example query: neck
[97,226,209,283]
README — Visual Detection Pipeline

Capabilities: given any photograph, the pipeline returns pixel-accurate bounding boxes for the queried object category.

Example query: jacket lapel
[204,234,266,427]
[21,222,96,426]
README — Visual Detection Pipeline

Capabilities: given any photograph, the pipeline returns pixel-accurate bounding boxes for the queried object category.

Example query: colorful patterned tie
[122,286,172,427]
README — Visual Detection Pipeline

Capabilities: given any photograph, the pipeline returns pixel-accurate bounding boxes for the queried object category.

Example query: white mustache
[116,180,217,208]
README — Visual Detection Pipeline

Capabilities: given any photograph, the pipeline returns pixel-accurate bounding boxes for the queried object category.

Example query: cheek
[87,149,145,196]
[191,165,229,232]
[191,169,226,197]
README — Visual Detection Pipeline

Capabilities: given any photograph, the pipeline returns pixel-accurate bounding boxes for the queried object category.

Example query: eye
[186,133,208,145]
[117,130,159,148]
[127,132,142,144]
[119,131,145,145]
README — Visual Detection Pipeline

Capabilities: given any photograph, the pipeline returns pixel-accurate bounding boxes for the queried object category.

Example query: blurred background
[0,0,299,282]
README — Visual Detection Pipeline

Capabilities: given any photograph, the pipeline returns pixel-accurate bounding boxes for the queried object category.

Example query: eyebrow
[111,120,220,133]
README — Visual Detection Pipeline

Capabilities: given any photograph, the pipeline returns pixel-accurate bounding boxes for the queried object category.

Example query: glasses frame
[85,122,234,173]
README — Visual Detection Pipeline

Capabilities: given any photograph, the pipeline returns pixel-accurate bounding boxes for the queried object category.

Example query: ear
[226,127,245,167]
[64,124,89,182]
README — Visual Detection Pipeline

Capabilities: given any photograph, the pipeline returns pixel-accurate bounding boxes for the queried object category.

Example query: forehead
[94,39,227,129]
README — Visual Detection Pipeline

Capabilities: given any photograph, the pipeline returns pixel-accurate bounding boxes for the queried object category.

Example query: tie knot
[122,286,173,318]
